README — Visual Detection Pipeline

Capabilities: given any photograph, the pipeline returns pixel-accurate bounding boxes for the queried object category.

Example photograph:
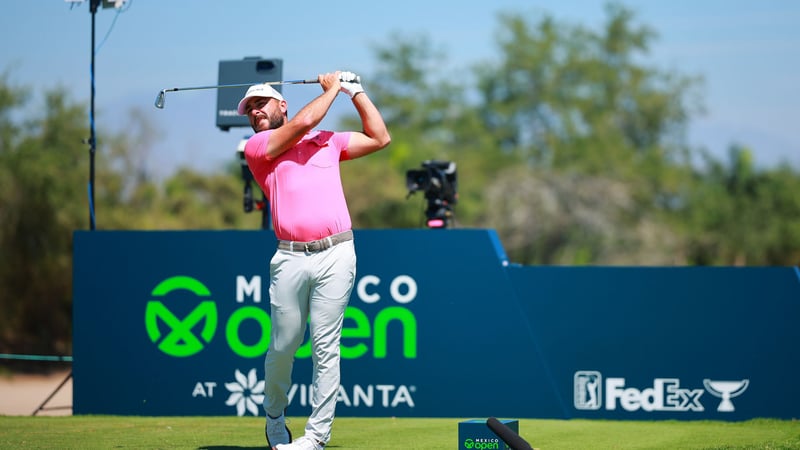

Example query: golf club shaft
[154,79,319,109]
[165,79,318,94]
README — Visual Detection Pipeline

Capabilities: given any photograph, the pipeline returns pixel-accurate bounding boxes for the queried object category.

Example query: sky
[1,0,799,179]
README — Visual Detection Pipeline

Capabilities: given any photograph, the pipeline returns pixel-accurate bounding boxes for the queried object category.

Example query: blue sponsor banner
[506,266,800,420]
[72,230,800,419]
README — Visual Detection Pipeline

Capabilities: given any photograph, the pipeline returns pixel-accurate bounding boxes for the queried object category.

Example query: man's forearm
[294,87,339,130]
[353,93,390,146]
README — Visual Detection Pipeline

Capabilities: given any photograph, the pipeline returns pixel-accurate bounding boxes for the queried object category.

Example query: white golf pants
[263,240,356,443]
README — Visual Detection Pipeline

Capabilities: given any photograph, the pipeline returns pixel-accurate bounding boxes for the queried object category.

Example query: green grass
[0,416,797,449]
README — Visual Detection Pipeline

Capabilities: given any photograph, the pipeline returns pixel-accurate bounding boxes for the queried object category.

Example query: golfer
[237,71,391,450]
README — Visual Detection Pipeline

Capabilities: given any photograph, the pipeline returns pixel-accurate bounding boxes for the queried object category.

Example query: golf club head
[154,90,166,109]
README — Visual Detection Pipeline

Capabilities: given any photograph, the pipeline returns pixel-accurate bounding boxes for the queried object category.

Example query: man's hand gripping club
[338,71,364,98]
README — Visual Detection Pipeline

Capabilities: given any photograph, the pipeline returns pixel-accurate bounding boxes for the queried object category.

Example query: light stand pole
[88,0,100,230]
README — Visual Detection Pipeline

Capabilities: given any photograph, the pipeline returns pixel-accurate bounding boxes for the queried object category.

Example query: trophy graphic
[703,379,749,412]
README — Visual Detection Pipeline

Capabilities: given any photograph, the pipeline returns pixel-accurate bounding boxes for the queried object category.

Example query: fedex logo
[605,377,704,412]
[575,371,705,412]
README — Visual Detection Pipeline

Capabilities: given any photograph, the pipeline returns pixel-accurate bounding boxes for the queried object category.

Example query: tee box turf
[458,419,519,450]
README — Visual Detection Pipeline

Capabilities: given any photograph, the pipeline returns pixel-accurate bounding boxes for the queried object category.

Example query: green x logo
[145,276,218,357]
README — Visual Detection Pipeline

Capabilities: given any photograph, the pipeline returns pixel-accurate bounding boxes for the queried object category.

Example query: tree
[361,4,706,263]
[351,32,522,227]
[86,106,262,231]
[464,3,705,264]
[0,77,260,358]
[474,3,703,177]
[681,146,800,265]
[0,81,88,357]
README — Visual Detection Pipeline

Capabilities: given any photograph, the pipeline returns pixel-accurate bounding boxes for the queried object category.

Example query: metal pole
[89,0,99,230]
[32,371,73,416]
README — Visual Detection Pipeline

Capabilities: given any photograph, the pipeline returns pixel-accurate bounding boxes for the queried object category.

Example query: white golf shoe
[275,435,325,450]
[265,413,292,448]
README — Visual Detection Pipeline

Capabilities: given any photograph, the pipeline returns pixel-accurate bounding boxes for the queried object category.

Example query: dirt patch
[0,370,73,416]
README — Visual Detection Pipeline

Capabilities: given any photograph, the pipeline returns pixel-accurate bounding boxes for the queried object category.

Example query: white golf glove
[339,71,364,98]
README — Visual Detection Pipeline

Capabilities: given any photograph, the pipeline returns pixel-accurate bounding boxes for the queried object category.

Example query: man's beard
[255,110,284,132]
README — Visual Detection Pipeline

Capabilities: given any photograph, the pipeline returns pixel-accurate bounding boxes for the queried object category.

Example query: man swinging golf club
[238,71,391,450]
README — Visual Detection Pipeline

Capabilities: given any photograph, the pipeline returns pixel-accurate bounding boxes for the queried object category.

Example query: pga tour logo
[574,371,750,413]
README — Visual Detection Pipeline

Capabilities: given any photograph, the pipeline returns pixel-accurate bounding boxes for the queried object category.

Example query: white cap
[237,84,285,115]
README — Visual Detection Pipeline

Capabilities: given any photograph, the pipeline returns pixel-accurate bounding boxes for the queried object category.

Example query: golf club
[154,79,319,109]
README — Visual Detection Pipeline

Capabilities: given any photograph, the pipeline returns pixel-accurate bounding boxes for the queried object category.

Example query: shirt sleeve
[335,131,353,161]
[244,130,272,161]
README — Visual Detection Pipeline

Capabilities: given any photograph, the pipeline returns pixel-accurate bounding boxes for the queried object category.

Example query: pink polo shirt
[244,129,353,242]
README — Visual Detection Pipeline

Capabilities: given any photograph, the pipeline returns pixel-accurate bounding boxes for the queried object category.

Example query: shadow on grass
[198,446,263,450]
[198,447,342,450]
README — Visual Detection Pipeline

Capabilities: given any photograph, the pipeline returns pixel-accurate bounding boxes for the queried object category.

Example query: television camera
[406,160,458,228]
